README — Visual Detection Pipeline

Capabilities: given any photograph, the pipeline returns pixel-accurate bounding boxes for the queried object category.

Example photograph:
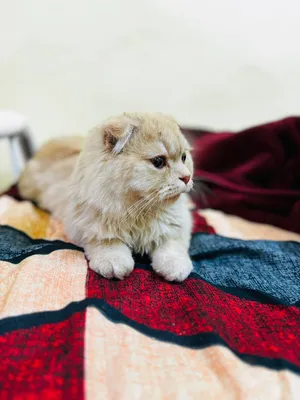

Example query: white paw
[88,244,134,280]
[151,247,193,282]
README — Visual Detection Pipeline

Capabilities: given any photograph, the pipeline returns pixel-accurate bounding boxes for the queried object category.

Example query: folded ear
[103,121,121,151]
[102,117,138,153]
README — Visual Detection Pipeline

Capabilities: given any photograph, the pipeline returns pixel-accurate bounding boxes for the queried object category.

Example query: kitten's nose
[180,175,191,185]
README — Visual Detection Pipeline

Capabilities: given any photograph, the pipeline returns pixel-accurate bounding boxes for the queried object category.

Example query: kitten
[19,112,194,281]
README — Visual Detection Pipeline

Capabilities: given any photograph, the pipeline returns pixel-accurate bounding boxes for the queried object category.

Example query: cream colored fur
[19,112,194,281]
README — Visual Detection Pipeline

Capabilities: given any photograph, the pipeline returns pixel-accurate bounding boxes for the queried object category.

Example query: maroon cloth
[186,117,300,233]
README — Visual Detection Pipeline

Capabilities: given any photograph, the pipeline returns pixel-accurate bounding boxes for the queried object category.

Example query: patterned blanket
[0,188,300,399]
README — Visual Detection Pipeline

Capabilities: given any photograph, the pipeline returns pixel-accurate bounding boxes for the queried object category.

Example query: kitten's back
[18,136,83,215]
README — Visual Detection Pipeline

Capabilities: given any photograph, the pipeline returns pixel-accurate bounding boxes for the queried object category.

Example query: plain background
[1,0,300,187]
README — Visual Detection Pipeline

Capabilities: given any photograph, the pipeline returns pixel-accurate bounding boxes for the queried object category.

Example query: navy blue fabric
[190,233,300,306]
[0,225,81,263]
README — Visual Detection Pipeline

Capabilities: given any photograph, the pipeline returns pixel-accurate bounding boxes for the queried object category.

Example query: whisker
[193,176,215,184]
[134,190,161,223]
[142,193,162,222]
[116,196,151,231]
[116,184,159,231]
[192,181,211,206]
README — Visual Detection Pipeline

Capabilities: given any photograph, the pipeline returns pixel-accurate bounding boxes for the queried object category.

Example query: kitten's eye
[181,153,186,163]
[151,156,167,169]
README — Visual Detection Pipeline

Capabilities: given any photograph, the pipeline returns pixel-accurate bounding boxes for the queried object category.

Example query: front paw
[88,244,134,280]
[152,247,193,282]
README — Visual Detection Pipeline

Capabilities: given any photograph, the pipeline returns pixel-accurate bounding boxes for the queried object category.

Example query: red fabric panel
[0,312,85,400]
[88,268,300,368]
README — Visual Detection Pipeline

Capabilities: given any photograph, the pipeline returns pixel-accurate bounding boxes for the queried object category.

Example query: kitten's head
[84,112,193,208]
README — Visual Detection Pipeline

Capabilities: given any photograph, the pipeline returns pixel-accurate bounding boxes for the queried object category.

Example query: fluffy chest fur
[113,195,191,254]
[65,193,192,255]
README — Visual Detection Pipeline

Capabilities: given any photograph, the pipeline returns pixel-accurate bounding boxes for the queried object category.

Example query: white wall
[1,0,300,186]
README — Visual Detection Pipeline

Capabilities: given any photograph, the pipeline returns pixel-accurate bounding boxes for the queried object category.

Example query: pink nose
[180,175,191,185]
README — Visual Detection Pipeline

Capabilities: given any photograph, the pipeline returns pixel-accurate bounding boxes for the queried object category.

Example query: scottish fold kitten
[19,112,194,281]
